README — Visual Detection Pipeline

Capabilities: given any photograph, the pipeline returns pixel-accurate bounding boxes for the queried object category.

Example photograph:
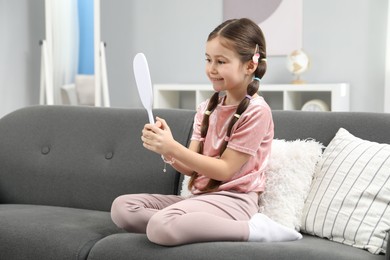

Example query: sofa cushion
[0,204,121,260]
[302,128,390,254]
[87,233,384,260]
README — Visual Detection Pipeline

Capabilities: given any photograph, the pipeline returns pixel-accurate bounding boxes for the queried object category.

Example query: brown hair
[188,18,267,192]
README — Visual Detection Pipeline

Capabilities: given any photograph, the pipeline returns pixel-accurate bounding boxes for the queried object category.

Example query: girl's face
[205,37,250,93]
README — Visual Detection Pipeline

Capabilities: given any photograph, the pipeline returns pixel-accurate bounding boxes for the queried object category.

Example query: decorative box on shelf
[153,83,350,112]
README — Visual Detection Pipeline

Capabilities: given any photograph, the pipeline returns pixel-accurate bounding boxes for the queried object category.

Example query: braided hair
[188,18,267,193]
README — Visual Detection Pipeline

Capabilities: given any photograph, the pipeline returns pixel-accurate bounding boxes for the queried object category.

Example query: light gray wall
[264,0,387,112]
[101,0,222,108]
[301,0,386,112]
[0,0,388,118]
[0,0,44,118]
[102,0,388,112]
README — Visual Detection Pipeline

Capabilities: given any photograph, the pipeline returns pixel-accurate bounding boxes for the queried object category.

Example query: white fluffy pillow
[180,175,192,198]
[259,139,323,231]
[180,139,323,231]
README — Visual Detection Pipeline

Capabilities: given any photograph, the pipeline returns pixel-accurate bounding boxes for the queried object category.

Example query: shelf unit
[153,83,350,111]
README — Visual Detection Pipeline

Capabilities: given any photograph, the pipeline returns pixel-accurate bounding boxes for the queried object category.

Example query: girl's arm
[170,142,250,181]
[163,140,200,176]
[142,118,250,181]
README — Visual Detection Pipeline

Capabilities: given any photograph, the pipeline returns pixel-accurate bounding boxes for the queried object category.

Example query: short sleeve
[191,100,208,141]
[227,105,273,156]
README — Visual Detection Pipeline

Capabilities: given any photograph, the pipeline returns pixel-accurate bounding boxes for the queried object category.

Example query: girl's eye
[205,58,226,65]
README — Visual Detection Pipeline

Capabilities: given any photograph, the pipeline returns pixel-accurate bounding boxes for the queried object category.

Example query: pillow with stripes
[301,128,390,254]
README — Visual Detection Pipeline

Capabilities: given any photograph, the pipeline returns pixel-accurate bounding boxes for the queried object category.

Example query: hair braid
[188,92,220,191]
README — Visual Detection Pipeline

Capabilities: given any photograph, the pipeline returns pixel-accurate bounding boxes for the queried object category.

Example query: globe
[286,49,310,84]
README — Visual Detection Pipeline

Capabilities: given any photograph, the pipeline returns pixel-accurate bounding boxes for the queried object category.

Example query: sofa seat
[87,232,384,260]
[0,204,122,260]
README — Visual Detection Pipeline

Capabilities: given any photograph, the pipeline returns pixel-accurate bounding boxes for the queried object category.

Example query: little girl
[111,18,302,246]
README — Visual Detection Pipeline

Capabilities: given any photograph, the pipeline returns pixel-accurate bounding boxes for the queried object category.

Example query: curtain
[50,0,79,104]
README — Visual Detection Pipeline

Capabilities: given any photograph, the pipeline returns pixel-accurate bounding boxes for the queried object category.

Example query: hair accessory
[161,155,175,173]
[224,136,230,142]
[252,44,260,64]
[199,137,205,142]
[261,58,267,62]
[204,110,211,116]
[253,77,261,82]
[252,53,260,64]
[234,113,241,119]
[245,94,252,100]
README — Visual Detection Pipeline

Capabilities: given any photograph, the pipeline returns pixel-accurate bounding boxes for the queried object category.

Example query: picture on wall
[223,0,303,56]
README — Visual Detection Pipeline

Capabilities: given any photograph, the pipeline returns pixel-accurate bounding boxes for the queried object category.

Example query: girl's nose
[208,62,217,74]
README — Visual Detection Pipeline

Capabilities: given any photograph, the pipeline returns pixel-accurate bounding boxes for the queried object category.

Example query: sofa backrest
[272,110,390,146]
[2,106,390,212]
[0,106,195,211]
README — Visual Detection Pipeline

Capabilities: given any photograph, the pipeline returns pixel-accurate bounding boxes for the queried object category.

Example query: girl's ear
[245,60,258,75]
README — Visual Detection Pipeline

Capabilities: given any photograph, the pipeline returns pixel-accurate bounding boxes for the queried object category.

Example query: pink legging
[110,191,259,246]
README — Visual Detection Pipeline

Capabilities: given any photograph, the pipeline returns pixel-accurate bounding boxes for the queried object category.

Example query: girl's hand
[141,117,176,156]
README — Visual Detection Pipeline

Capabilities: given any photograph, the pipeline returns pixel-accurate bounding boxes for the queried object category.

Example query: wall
[265,0,387,112]
[386,1,390,113]
[101,0,222,108]
[0,0,388,118]
[102,0,387,112]
[303,0,386,112]
[0,0,44,118]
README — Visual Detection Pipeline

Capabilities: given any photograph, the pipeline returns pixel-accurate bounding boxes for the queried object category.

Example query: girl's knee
[146,211,182,246]
[110,196,128,228]
[111,195,150,233]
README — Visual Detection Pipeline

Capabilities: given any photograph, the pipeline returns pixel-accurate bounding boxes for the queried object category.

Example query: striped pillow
[301,128,390,254]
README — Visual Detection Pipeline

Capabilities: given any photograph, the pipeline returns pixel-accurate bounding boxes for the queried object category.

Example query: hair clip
[252,53,260,64]
[252,44,260,64]
[204,110,211,115]
[234,113,241,119]
[261,58,267,62]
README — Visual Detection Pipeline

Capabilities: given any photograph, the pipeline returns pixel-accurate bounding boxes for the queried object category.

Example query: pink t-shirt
[190,95,274,194]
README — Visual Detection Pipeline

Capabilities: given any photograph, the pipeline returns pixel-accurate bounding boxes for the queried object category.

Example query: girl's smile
[209,77,224,82]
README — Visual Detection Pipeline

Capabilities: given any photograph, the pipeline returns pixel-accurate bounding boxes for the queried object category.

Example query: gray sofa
[0,105,388,260]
